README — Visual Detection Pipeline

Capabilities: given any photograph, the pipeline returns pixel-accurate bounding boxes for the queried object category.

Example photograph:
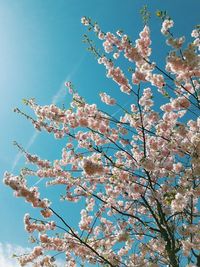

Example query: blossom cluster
[24,214,55,233]
[3,172,50,209]
[18,246,43,266]
[99,92,116,105]
[3,14,200,267]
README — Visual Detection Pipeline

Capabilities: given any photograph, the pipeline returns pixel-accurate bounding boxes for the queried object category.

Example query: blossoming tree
[4,9,200,267]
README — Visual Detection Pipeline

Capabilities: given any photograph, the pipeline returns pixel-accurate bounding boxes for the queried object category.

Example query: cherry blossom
[3,13,200,267]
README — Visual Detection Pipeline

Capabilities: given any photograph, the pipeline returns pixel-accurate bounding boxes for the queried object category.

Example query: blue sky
[0,0,199,265]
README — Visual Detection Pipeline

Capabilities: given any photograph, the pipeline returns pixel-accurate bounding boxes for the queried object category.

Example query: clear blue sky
[0,0,199,264]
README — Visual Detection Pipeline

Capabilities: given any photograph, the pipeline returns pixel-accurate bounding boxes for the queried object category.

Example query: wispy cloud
[52,86,66,105]
[11,131,39,172]
[11,55,86,172]
[111,99,132,117]
[52,54,86,105]
[0,243,66,267]
[0,243,30,267]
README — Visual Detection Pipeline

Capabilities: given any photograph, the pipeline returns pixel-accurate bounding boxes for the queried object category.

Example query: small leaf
[156,10,162,17]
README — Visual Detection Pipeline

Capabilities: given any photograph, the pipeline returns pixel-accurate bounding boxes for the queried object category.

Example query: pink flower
[98,31,105,40]
[191,29,199,38]
[40,208,53,218]
[161,19,174,35]
[172,97,190,110]
[81,16,90,26]
[82,159,104,176]
[173,162,183,173]
[99,92,116,105]
[113,52,120,59]
[160,103,173,112]
[33,246,43,256]
[140,158,155,171]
